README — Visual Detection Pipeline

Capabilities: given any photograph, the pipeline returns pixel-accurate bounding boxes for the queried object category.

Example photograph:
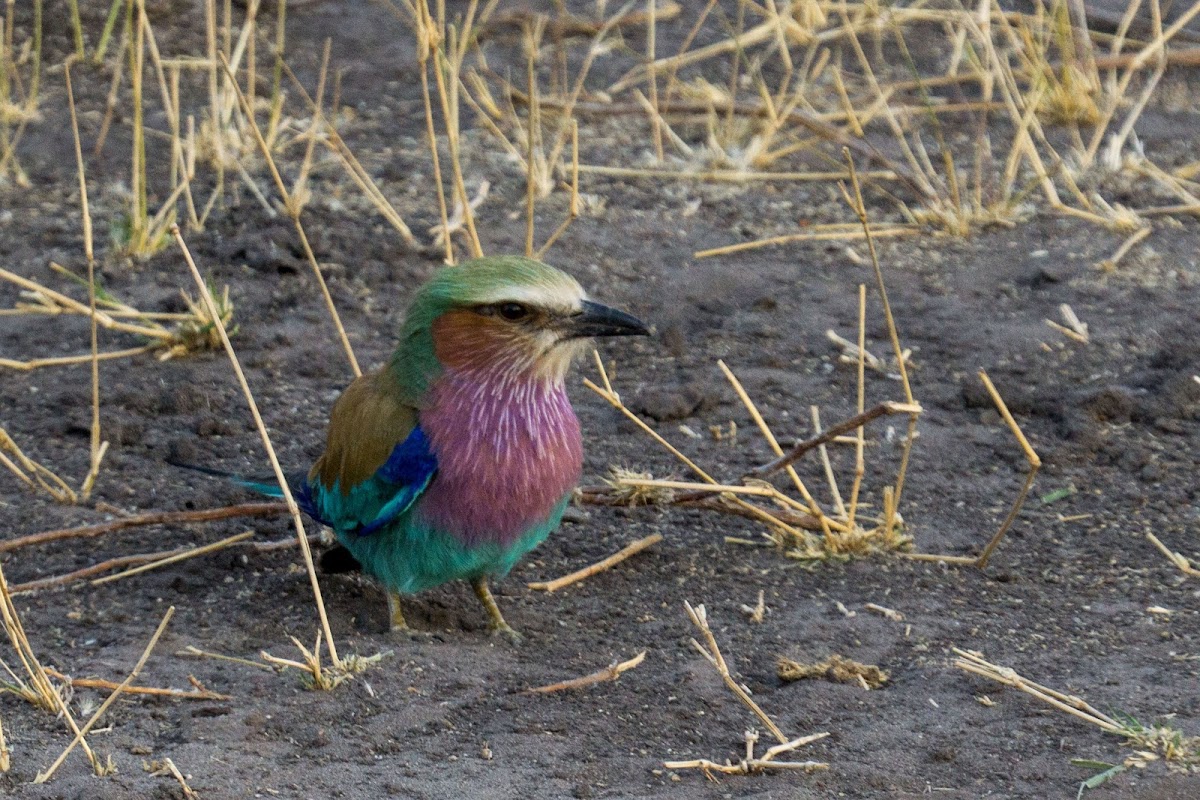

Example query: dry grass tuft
[261,634,388,692]
[777,654,888,689]
[0,267,237,369]
[603,466,676,505]
[0,0,41,186]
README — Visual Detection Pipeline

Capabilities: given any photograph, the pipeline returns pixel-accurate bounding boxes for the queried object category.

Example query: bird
[187,255,648,640]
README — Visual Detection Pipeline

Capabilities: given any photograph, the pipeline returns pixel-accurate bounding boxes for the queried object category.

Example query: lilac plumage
[419,362,583,547]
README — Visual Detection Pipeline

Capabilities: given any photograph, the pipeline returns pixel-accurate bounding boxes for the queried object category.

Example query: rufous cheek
[430,310,515,370]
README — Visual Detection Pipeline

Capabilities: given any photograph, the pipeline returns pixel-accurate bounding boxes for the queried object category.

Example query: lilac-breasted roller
[264,255,648,639]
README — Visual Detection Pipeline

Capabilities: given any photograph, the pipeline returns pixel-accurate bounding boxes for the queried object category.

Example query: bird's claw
[490,623,524,644]
[391,624,434,640]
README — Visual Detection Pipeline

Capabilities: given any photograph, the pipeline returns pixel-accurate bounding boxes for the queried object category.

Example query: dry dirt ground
[2,2,1199,799]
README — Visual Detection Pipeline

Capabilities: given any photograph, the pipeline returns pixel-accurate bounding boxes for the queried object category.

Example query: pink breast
[417,369,583,545]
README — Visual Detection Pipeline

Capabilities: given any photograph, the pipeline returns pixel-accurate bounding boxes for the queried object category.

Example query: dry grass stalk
[0,0,40,186]
[953,647,1123,732]
[663,729,829,776]
[953,647,1200,768]
[36,606,175,783]
[216,53,361,378]
[717,360,826,516]
[395,0,486,261]
[811,405,846,517]
[1145,532,1200,578]
[64,59,106,500]
[177,645,275,672]
[2,549,102,778]
[146,757,198,799]
[741,590,766,623]
[528,534,663,592]
[694,222,917,259]
[272,55,418,248]
[974,370,1041,568]
[43,667,229,701]
[683,601,788,744]
[777,654,888,689]
[90,530,255,586]
[0,501,286,555]
[864,602,903,621]
[0,426,77,503]
[171,226,341,669]
[10,546,192,595]
[842,151,919,514]
[899,371,1040,567]
[845,285,868,531]
[584,359,814,544]
[1045,303,1089,343]
[0,710,8,772]
[750,401,922,478]
[525,650,646,693]
[1097,225,1152,271]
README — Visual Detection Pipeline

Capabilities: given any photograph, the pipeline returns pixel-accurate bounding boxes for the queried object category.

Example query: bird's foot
[472,577,522,644]
[390,623,434,641]
[489,622,524,645]
[386,591,430,638]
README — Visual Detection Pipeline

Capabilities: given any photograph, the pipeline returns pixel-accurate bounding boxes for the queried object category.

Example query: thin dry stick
[42,667,230,701]
[407,0,453,262]
[171,227,340,667]
[684,601,787,744]
[1146,532,1200,577]
[525,650,646,693]
[216,53,360,378]
[750,401,922,477]
[91,530,255,585]
[0,502,286,554]
[11,547,194,594]
[528,534,662,592]
[433,14,484,258]
[974,370,1041,568]
[36,606,176,783]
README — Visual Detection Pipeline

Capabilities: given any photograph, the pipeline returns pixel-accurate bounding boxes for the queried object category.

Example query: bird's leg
[386,590,425,638]
[471,576,522,643]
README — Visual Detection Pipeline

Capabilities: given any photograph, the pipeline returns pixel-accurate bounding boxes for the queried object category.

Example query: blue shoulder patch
[376,426,437,485]
[354,426,438,537]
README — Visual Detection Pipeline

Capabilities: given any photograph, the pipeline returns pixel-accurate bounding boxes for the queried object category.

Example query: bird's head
[393,256,648,393]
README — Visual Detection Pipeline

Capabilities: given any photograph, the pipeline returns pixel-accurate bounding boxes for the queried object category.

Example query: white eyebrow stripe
[473,281,585,312]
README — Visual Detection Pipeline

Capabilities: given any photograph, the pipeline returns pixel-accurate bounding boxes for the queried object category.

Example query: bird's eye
[498,303,529,321]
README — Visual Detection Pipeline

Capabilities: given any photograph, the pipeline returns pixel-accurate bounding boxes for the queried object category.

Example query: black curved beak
[564,300,650,339]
